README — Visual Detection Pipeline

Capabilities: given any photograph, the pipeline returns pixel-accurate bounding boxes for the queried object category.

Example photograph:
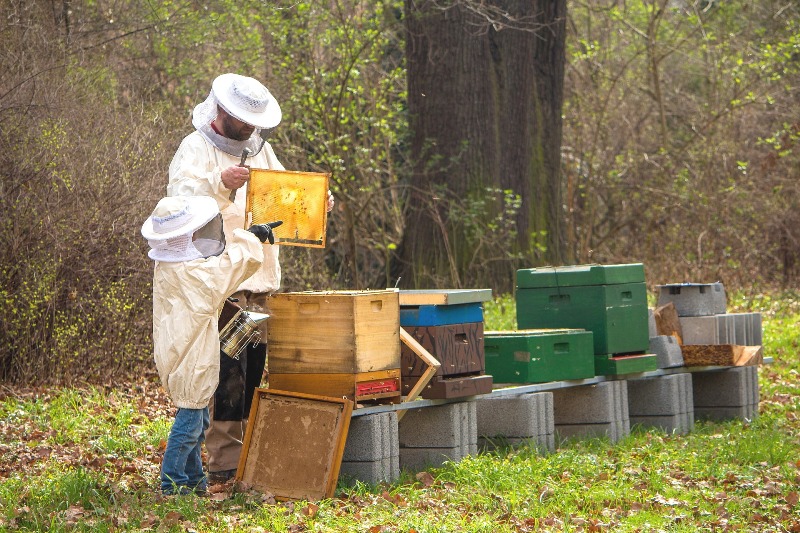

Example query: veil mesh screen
[246,169,329,248]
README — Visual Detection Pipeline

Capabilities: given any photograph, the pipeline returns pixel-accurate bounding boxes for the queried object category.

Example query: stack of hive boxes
[515,263,657,376]
[399,289,494,399]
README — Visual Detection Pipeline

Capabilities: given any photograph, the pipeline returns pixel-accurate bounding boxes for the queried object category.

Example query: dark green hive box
[594,353,657,375]
[515,263,649,356]
[484,329,595,384]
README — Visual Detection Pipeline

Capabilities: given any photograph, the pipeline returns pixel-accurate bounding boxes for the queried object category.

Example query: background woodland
[1,0,798,383]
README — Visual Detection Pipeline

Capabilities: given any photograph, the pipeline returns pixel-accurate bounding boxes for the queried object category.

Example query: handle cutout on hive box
[549,294,570,304]
[554,342,569,354]
[514,351,531,362]
[371,300,383,312]
[455,333,468,344]
[620,291,632,300]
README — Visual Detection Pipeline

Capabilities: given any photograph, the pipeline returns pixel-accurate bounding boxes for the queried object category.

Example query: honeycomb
[246,169,329,248]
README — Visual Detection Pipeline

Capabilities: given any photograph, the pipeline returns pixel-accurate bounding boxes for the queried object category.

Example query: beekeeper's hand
[247,221,283,245]
[221,165,250,191]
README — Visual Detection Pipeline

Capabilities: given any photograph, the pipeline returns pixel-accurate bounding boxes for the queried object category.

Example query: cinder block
[628,374,687,417]
[648,335,684,369]
[464,400,478,457]
[339,456,399,486]
[399,402,475,449]
[555,419,629,443]
[657,282,726,316]
[681,316,721,345]
[692,367,759,407]
[399,446,467,470]
[616,380,629,423]
[343,412,398,462]
[476,392,554,454]
[733,314,747,345]
[476,392,552,438]
[541,391,555,434]
[695,404,758,422]
[552,381,626,424]
[630,414,691,435]
[648,308,657,338]
[750,313,763,346]
[478,434,553,454]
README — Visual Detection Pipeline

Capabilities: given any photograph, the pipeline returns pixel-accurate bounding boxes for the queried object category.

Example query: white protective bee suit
[151,229,264,408]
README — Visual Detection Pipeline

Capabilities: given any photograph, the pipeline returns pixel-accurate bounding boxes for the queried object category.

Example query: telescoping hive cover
[246,169,329,248]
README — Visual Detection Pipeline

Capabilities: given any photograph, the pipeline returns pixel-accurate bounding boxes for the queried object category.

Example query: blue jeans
[161,407,210,495]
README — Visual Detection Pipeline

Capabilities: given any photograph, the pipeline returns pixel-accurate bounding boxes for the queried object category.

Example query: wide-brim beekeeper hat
[142,196,225,262]
[192,73,282,130]
[142,196,219,240]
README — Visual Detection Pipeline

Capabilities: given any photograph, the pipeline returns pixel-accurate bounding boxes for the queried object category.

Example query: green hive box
[594,353,657,375]
[484,329,595,384]
[515,263,649,356]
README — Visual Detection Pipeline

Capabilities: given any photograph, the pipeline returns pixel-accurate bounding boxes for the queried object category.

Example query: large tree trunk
[397,0,567,291]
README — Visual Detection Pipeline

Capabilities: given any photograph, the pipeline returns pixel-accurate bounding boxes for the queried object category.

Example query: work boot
[208,469,237,484]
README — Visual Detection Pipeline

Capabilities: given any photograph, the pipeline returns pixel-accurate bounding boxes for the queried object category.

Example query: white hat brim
[141,196,220,241]
[213,73,282,129]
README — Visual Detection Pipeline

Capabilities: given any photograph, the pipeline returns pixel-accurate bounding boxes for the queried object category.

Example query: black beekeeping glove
[247,220,283,245]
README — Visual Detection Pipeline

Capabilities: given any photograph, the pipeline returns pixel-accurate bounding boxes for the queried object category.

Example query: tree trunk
[398,0,567,291]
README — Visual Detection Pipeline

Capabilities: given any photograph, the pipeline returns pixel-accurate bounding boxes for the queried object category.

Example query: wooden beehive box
[483,328,595,383]
[398,289,493,399]
[267,290,402,403]
[268,289,400,374]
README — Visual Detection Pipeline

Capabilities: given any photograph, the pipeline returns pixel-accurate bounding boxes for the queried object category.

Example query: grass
[0,292,799,531]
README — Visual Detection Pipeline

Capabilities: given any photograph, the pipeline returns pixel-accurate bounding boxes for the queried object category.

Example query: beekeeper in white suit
[167,73,334,484]
[142,195,277,495]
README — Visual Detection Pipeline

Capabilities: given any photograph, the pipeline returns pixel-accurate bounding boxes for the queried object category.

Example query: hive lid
[484,328,588,338]
[397,289,492,306]
[516,263,645,289]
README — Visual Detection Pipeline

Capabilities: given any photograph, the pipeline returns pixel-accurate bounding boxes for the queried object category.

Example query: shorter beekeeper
[141,195,278,496]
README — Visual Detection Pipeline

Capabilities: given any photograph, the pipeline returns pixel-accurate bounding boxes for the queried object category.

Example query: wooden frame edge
[397,327,441,421]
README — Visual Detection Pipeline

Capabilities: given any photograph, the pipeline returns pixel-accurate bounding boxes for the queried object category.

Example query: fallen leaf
[301,503,319,517]
[786,492,799,506]
[415,471,434,487]
[162,510,182,526]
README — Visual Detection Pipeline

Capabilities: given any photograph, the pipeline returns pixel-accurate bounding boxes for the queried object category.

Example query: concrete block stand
[398,401,477,471]
[692,366,759,422]
[628,373,694,434]
[552,380,630,443]
[339,411,400,486]
[475,392,554,454]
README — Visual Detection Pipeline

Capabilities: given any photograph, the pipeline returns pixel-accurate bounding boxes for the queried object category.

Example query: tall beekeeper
[167,72,334,484]
[142,195,277,495]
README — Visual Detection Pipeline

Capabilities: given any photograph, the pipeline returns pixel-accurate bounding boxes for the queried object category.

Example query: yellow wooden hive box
[267,289,401,375]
